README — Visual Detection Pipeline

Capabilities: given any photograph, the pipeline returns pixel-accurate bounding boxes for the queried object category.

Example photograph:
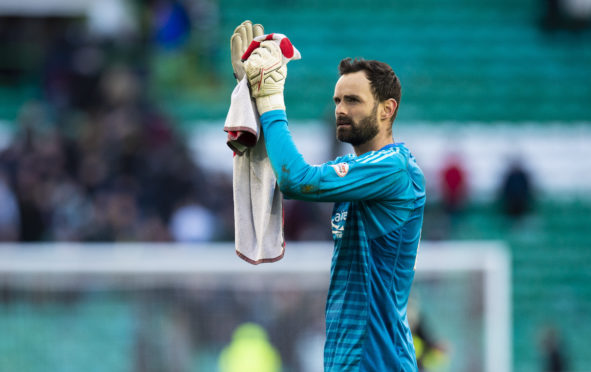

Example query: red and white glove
[242,33,301,115]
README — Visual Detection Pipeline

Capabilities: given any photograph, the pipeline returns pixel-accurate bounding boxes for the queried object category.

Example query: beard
[336,103,379,146]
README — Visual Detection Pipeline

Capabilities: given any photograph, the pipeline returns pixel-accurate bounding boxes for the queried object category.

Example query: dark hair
[338,58,402,122]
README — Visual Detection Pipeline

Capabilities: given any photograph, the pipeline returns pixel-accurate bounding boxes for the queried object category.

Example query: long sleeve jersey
[261,110,426,372]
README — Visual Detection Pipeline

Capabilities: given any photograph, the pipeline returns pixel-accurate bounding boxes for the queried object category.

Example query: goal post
[0,241,510,372]
[414,241,511,372]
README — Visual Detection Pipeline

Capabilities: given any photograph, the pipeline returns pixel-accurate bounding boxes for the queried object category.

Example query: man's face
[333,71,380,146]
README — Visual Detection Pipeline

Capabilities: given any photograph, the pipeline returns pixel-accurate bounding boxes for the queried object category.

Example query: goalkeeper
[234,22,426,372]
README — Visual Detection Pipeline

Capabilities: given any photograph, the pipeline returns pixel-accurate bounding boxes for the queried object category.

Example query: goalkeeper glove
[243,41,287,114]
[230,21,264,82]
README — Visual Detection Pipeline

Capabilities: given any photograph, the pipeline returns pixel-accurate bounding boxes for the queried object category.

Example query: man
[243,39,426,371]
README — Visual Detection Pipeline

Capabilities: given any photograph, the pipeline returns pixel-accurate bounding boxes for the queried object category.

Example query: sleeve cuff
[260,110,288,127]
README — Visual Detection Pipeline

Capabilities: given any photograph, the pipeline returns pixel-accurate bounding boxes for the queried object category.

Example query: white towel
[225,78,259,155]
[223,33,301,264]
[224,78,285,264]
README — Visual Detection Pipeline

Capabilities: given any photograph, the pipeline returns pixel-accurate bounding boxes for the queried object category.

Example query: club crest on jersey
[330,162,349,177]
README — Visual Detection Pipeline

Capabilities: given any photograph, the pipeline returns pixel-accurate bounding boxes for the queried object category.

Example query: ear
[380,98,397,122]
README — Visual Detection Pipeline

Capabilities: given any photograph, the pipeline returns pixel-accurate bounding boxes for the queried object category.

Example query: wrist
[255,94,285,115]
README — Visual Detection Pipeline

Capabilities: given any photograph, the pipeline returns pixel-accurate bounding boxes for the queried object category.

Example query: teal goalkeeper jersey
[260,110,426,372]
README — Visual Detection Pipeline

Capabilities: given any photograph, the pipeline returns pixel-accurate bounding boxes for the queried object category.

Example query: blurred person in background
[283,200,331,241]
[439,153,468,236]
[218,322,282,372]
[0,169,19,240]
[539,326,569,372]
[439,153,467,216]
[169,194,216,242]
[541,0,591,31]
[1,101,57,241]
[408,300,450,372]
[499,157,534,222]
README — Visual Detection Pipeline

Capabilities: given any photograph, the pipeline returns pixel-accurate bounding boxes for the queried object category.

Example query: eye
[333,97,341,105]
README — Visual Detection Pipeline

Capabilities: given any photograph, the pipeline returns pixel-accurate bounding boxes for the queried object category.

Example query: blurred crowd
[0,0,235,243]
[0,0,335,244]
[0,70,233,243]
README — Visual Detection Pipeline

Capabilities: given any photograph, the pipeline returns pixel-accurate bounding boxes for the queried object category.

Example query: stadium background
[0,0,590,371]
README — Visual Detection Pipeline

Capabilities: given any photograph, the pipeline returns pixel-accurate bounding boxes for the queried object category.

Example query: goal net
[0,241,510,372]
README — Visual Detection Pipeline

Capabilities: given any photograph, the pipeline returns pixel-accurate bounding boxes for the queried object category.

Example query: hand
[231,21,264,82]
[244,41,287,114]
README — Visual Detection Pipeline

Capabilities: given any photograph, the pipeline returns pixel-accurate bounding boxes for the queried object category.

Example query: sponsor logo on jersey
[331,210,348,239]
[330,162,349,177]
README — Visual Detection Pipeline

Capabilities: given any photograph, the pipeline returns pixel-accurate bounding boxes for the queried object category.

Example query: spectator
[499,158,534,220]
[0,169,19,240]
[284,200,331,241]
[218,323,282,372]
[408,300,450,372]
[540,326,569,372]
[169,196,216,242]
[439,153,468,217]
[436,153,468,237]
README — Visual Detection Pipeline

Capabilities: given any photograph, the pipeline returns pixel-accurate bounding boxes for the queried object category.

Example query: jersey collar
[380,142,404,151]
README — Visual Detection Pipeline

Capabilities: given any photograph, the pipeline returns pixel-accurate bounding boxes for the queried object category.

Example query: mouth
[336,119,353,127]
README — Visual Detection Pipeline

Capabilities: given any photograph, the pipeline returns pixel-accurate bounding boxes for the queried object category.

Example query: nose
[335,101,346,118]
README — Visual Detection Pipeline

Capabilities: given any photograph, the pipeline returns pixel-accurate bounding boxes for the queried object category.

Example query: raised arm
[260,110,408,202]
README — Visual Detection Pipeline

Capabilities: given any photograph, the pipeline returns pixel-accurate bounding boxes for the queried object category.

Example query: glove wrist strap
[256,94,285,115]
